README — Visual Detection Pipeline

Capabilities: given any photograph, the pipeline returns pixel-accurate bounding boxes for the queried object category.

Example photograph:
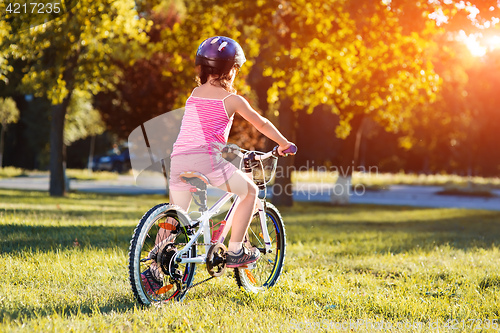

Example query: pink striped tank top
[172,92,234,156]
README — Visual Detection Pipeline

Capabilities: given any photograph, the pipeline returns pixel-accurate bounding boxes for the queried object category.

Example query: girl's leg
[219,196,239,243]
[169,190,192,211]
[217,170,259,252]
[159,189,192,237]
[147,190,192,281]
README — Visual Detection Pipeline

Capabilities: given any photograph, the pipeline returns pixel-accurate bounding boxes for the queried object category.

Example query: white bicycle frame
[175,149,276,266]
[175,193,272,264]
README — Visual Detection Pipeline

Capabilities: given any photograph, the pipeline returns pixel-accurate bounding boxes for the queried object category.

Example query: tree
[390,0,500,175]
[65,89,106,173]
[461,49,500,175]
[3,0,150,196]
[0,97,20,167]
[238,0,500,204]
[209,0,440,205]
[145,0,442,205]
[94,1,184,138]
[397,35,471,174]
[0,0,15,85]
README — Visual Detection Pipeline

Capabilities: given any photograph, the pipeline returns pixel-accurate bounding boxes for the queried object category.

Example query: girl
[142,36,295,292]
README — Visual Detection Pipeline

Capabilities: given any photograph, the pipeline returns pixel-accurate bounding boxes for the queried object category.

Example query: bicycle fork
[215,197,273,254]
[256,199,273,254]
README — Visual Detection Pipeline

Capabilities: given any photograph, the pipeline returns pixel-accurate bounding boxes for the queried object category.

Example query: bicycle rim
[129,204,196,305]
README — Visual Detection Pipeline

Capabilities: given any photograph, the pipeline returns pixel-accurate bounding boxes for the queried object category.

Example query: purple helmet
[195,36,246,74]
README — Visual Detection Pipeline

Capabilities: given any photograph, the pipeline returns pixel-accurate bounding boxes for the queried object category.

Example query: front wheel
[234,202,286,293]
[129,203,196,305]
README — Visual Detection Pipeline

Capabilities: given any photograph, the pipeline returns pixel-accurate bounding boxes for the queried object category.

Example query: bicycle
[128,144,297,305]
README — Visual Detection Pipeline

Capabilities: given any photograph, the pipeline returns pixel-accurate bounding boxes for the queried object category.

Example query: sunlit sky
[381,1,500,57]
[426,1,500,57]
[456,31,500,57]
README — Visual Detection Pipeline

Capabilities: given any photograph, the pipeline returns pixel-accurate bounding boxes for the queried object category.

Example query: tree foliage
[206,0,440,140]
[2,0,500,196]
[5,0,150,102]
[65,90,105,145]
[0,97,19,126]
[0,17,13,83]
[392,1,500,175]
[135,0,500,203]
[0,97,20,167]
[2,0,151,195]
[94,1,184,138]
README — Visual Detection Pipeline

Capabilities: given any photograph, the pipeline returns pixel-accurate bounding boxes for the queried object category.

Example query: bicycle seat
[180,171,210,191]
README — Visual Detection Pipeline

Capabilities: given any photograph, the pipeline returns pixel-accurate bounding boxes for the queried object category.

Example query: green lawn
[1,189,499,332]
[0,167,119,181]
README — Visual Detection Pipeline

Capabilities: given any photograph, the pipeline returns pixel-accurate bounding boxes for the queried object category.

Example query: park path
[1,175,500,211]
[292,182,500,211]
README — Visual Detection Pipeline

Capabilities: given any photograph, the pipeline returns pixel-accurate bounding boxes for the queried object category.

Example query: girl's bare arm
[228,95,293,154]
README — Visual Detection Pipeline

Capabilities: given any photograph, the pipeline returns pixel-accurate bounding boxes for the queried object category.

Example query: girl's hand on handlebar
[278,142,297,156]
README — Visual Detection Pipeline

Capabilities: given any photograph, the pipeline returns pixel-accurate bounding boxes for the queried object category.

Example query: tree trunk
[330,113,365,205]
[0,123,5,168]
[49,53,77,196]
[49,97,71,196]
[271,98,296,207]
[87,135,96,174]
[330,174,352,205]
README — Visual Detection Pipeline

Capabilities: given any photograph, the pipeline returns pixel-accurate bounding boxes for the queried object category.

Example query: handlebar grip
[272,144,298,157]
[283,144,297,155]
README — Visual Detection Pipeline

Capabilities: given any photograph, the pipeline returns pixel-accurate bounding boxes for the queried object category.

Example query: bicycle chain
[184,276,215,291]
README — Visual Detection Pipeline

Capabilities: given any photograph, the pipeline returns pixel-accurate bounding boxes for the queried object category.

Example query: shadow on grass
[0,189,166,253]
[0,224,136,253]
[0,294,138,322]
[3,200,500,255]
[0,188,165,204]
[0,206,143,221]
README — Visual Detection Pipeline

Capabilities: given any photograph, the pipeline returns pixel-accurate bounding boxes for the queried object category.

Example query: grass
[66,169,120,181]
[0,167,27,178]
[1,189,500,332]
[0,167,119,181]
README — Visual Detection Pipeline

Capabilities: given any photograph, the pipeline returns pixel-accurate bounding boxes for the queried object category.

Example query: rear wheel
[234,202,286,293]
[129,204,196,305]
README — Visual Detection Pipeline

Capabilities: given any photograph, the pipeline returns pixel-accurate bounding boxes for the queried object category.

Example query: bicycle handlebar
[256,144,298,160]
[222,143,297,161]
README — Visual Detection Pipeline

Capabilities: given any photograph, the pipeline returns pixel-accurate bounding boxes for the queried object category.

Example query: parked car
[92,147,130,173]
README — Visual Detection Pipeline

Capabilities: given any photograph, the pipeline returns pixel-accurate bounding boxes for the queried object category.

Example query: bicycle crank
[206,243,227,277]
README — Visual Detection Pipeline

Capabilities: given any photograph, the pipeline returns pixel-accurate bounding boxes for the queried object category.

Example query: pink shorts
[169,153,238,191]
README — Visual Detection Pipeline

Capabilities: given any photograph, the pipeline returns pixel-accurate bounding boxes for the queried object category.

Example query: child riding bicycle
[141,36,295,292]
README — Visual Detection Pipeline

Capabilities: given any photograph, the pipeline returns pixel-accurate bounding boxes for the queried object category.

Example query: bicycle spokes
[234,203,286,292]
[245,269,257,284]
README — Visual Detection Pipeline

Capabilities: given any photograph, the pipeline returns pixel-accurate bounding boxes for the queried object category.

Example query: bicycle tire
[234,202,286,292]
[129,203,196,305]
